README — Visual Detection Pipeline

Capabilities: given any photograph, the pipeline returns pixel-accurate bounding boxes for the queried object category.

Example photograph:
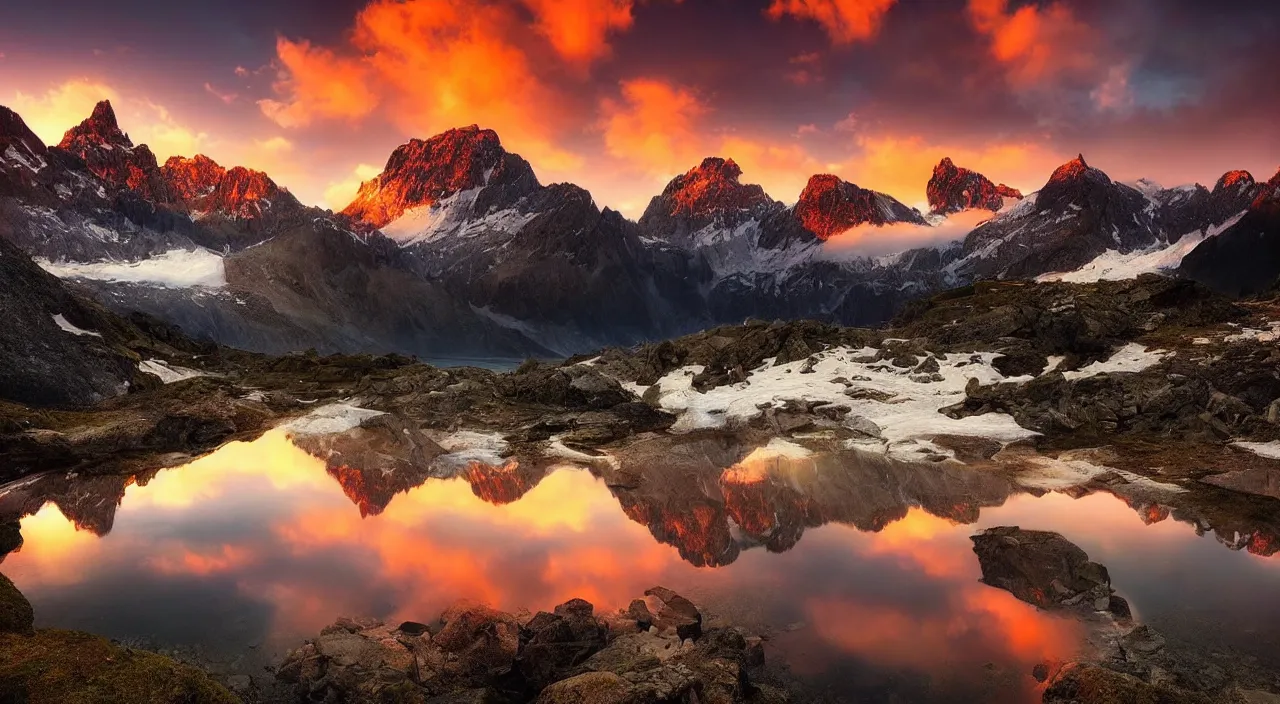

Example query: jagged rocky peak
[793,173,926,241]
[161,154,295,218]
[57,99,171,201]
[926,157,1022,215]
[162,154,226,199]
[1215,169,1255,193]
[0,105,47,158]
[1035,153,1120,211]
[58,100,131,150]
[1254,167,1280,210]
[342,124,539,228]
[646,157,773,219]
[1046,153,1109,186]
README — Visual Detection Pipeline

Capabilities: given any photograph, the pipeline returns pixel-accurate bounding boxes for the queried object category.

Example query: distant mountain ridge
[2,99,1278,360]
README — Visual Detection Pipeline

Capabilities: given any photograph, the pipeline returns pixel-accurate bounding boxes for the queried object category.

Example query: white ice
[51,313,101,337]
[433,430,510,467]
[1062,343,1169,380]
[1038,211,1247,283]
[631,345,1039,459]
[1233,441,1280,460]
[281,402,386,437]
[138,359,206,384]
[38,248,226,288]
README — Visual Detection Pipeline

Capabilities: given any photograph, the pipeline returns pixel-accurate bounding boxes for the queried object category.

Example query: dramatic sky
[2,0,1277,217]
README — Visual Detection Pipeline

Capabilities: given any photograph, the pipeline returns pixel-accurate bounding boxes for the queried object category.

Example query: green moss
[0,629,238,704]
[0,573,33,636]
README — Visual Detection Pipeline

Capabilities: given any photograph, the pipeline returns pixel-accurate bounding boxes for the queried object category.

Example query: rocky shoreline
[4,275,1280,702]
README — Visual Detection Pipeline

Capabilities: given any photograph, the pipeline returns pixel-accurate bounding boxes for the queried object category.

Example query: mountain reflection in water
[2,429,1279,703]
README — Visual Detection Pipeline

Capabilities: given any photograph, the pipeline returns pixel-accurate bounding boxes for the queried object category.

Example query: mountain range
[2,99,1277,364]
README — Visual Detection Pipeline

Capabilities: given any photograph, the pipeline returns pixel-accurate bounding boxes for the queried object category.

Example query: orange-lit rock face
[464,460,542,505]
[1215,170,1255,192]
[57,100,173,202]
[926,157,1023,215]
[341,125,538,228]
[1253,168,1280,212]
[654,157,773,219]
[793,173,924,240]
[161,155,288,219]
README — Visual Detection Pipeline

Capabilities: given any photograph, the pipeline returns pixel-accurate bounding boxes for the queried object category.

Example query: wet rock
[1201,468,1280,501]
[971,527,1116,611]
[1043,662,1214,704]
[0,521,21,559]
[626,599,654,631]
[644,586,703,641]
[399,620,431,637]
[0,572,34,635]
[436,601,521,674]
[425,688,503,704]
[518,599,608,690]
[277,592,784,703]
[534,671,633,703]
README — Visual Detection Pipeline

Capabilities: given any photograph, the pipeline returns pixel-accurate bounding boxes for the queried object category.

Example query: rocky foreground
[4,275,1280,702]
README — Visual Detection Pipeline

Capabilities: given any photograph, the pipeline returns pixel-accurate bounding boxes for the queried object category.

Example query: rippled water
[2,429,1278,703]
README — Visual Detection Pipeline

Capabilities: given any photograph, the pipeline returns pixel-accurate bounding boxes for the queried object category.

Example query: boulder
[518,599,608,690]
[970,527,1126,616]
[644,586,703,641]
[534,671,634,703]
[1043,662,1213,704]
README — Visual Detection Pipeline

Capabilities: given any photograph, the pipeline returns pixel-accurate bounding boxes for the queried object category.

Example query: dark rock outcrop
[0,233,155,407]
[971,526,1127,617]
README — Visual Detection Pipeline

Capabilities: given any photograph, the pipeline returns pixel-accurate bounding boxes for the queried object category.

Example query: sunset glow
[2,0,1274,218]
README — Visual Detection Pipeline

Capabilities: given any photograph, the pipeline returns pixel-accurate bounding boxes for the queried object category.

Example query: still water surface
[3,429,1278,702]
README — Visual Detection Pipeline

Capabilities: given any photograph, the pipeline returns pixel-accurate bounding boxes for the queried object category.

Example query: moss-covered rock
[0,629,237,704]
[0,573,33,635]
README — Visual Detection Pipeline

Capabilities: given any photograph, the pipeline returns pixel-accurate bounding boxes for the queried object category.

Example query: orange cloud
[965,0,1099,88]
[259,37,377,128]
[766,0,898,44]
[263,0,582,177]
[600,77,708,178]
[720,135,824,203]
[841,132,1064,208]
[520,0,636,65]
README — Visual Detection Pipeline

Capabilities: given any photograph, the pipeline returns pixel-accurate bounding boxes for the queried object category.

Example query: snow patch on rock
[434,430,510,467]
[632,345,1039,459]
[1038,211,1248,283]
[1233,441,1280,460]
[282,402,386,437]
[51,313,102,337]
[139,359,206,384]
[1062,343,1169,379]
[382,188,536,246]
